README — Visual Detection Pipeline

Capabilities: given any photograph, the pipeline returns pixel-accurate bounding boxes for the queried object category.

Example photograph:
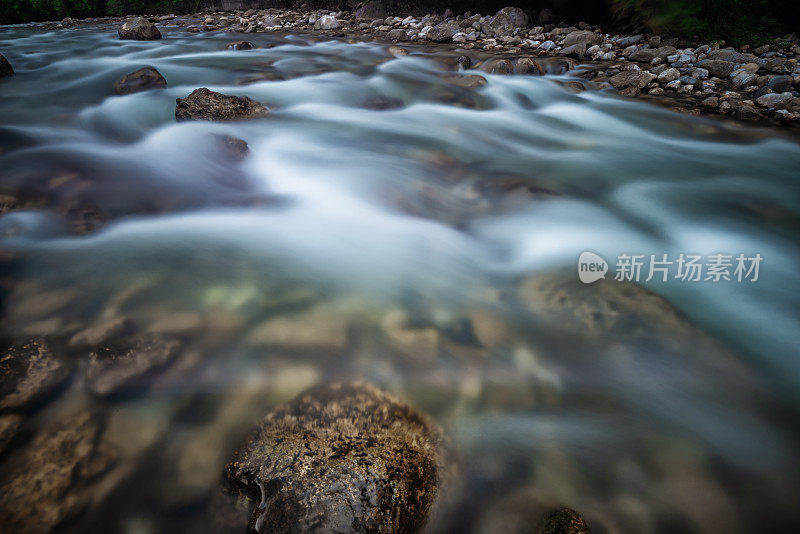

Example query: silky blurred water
[1,23,800,534]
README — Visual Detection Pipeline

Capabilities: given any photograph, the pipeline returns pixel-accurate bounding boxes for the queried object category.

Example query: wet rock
[217,134,250,159]
[112,66,167,95]
[0,413,22,454]
[696,59,735,78]
[657,67,680,83]
[484,7,529,37]
[0,53,13,78]
[175,88,269,122]
[629,46,676,63]
[457,55,472,70]
[85,335,182,397]
[442,73,488,88]
[483,58,515,75]
[701,96,719,108]
[225,382,449,533]
[314,15,340,30]
[362,95,404,110]
[228,40,255,50]
[537,507,592,534]
[516,57,543,75]
[0,410,116,533]
[0,339,70,411]
[563,30,602,48]
[68,316,134,349]
[388,45,408,56]
[609,70,655,89]
[246,303,349,353]
[118,16,162,40]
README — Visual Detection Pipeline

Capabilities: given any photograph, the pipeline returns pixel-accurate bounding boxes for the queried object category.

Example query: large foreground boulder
[175,88,269,121]
[0,53,13,78]
[118,17,162,40]
[225,382,449,533]
[112,67,167,95]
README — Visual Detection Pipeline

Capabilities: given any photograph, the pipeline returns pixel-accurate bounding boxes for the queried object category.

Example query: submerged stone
[0,339,70,411]
[228,40,255,50]
[225,382,449,533]
[85,334,182,397]
[0,410,117,532]
[112,67,167,95]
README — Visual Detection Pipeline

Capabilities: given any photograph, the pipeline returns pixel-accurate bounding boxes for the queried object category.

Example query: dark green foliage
[0,0,200,24]
[611,0,791,44]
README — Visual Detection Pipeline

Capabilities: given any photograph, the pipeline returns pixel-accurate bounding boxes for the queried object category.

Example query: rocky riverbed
[1,9,800,534]
[6,5,800,128]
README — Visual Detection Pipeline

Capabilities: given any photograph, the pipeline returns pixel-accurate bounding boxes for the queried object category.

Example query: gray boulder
[224,382,449,534]
[118,16,162,40]
[708,48,747,64]
[175,88,269,121]
[484,7,529,37]
[696,59,735,78]
[766,75,794,93]
[0,53,13,78]
[756,92,794,109]
[427,21,460,42]
[609,69,655,89]
[559,43,586,60]
[227,40,254,50]
[628,46,676,63]
[112,67,167,95]
[562,30,601,48]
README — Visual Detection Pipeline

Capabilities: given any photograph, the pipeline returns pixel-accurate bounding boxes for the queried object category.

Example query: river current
[1,22,799,534]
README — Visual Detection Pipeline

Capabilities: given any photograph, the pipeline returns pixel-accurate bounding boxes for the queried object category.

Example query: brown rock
[0,339,70,411]
[175,88,269,122]
[112,67,167,95]
[225,382,449,533]
[85,335,181,397]
[0,410,116,533]
[442,73,488,88]
[537,507,592,534]
[516,57,544,75]
[609,70,654,89]
[0,414,23,454]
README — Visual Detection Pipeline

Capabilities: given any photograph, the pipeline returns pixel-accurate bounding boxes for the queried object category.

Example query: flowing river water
[1,22,799,534]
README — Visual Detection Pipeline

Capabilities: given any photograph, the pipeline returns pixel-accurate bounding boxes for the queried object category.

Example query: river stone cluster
[139,5,797,126]
[224,381,449,533]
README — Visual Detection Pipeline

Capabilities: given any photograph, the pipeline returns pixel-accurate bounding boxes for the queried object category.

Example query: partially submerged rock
[0,413,23,455]
[0,410,117,533]
[225,382,449,533]
[537,507,592,534]
[85,334,182,397]
[0,339,70,411]
[228,41,255,50]
[0,53,13,78]
[609,70,655,89]
[175,88,269,122]
[112,67,167,95]
[118,17,162,40]
[442,73,488,88]
[362,95,404,110]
